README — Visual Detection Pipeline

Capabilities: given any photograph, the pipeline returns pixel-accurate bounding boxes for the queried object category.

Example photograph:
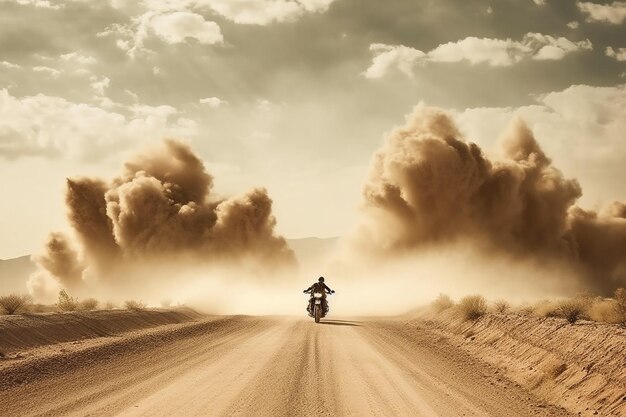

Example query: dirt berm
[414,310,626,416]
[0,308,203,353]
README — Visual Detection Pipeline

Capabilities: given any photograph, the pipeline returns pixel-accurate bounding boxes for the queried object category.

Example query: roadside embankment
[414,310,626,416]
[0,308,203,353]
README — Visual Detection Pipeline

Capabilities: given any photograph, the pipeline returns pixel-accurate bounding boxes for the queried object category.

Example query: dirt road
[0,316,572,417]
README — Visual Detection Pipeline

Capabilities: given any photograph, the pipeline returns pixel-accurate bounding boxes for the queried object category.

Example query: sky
[0,0,625,259]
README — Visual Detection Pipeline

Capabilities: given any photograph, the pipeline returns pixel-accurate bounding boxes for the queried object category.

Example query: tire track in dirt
[0,317,577,417]
[1,316,271,417]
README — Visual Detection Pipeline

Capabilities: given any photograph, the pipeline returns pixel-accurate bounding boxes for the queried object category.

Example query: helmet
[318,276,324,282]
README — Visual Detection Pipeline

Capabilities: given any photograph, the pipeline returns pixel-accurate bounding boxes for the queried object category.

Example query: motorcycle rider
[303,276,335,316]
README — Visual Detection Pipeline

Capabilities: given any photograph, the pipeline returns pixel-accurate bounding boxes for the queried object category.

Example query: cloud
[125,89,139,101]
[528,33,593,60]
[427,37,528,66]
[350,105,626,293]
[606,46,626,61]
[149,11,223,44]
[199,96,224,107]
[0,89,197,160]
[365,33,592,78]
[60,51,97,65]
[32,65,61,77]
[0,61,21,69]
[130,103,178,118]
[577,1,626,24]
[30,139,295,298]
[99,10,222,57]
[363,44,426,79]
[255,98,276,111]
[146,0,337,25]
[101,0,335,58]
[567,21,580,29]
[533,0,546,4]
[196,0,303,24]
[9,0,63,9]
[90,75,111,96]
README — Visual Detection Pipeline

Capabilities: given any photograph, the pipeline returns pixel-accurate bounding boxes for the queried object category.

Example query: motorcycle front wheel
[314,304,321,323]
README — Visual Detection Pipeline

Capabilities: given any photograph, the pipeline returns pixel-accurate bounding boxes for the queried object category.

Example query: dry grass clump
[516,304,536,316]
[0,294,32,315]
[428,289,626,327]
[512,292,626,325]
[124,300,147,311]
[432,293,454,313]
[555,297,591,324]
[530,296,592,324]
[58,291,101,312]
[57,290,78,312]
[458,295,487,321]
[492,299,510,313]
[79,298,99,311]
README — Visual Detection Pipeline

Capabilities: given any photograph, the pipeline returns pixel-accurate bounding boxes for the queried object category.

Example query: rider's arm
[324,284,333,293]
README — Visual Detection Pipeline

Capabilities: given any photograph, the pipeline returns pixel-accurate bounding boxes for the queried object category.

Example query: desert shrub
[555,298,589,324]
[614,288,626,327]
[57,290,78,312]
[124,300,146,311]
[492,299,510,313]
[432,294,454,313]
[517,304,536,316]
[0,294,32,315]
[458,295,487,321]
[79,298,99,311]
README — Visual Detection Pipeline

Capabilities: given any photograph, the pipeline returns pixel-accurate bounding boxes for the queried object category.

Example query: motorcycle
[304,289,335,323]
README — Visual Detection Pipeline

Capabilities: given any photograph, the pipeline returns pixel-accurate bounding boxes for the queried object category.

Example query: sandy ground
[0,315,573,417]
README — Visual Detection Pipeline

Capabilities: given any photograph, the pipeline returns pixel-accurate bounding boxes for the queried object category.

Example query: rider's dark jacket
[305,282,333,297]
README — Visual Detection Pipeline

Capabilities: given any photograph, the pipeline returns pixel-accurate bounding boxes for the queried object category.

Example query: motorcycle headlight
[313,292,323,298]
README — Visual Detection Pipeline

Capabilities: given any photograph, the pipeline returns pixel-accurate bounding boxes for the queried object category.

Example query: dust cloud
[25,108,626,314]
[342,106,626,296]
[28,139,296,304]
[33,232,84,292]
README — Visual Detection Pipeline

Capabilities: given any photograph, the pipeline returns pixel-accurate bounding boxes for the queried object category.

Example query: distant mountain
[0,255,36,294]
[286,237,339,269]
